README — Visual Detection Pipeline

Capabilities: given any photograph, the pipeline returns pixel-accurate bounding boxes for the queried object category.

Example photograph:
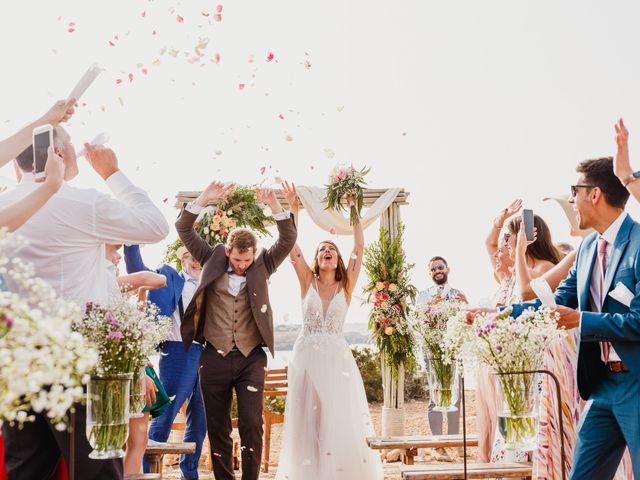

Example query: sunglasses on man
[570,184,595,198]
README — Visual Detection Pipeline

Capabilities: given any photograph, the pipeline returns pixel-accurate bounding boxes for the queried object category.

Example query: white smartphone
[32,124,53,180]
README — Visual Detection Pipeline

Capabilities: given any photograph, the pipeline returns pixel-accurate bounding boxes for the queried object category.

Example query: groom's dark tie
[597,237,611,362]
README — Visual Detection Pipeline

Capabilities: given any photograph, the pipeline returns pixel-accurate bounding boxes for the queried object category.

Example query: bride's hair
[312,240,350,294]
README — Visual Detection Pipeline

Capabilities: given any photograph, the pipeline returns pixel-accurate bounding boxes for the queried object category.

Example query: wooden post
[380,202,405,437]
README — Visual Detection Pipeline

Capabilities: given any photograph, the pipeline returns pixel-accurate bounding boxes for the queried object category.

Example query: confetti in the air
[323,148,335,159]
[285,135,293,142]
[247,386,258,392]
[214,13,222,22]
[329,228,337,235]
[141,11,146,17]
[115,79,123,84]
[266,52,275,62]
[260,166,266,175]
[260,304,268,313]
[214,53,221,64]
[142,68,148,75]
[202,12,210,17]
[336,106,344,112]
[162,197,168,203]
[278,114,284,120]
[216,4,224,13]
[176,15,184,23]
[128,73,134,83]
[238,83,245,90]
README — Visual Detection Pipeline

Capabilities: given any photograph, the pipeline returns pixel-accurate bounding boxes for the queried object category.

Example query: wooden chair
[400,462,533,479]
[262,367,288,473]
[145,441,196,475]
[367,434,479,465]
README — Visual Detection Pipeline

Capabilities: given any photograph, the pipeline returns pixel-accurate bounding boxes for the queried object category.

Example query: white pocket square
[609,282,635,308]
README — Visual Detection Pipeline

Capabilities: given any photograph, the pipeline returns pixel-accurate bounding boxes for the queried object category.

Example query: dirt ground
[162,392,479,479]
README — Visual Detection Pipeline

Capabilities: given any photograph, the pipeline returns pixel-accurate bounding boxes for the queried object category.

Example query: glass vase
[496,372,539,451]
[426,356,459,412]
[86,373,132,459]
[129,365,147,419]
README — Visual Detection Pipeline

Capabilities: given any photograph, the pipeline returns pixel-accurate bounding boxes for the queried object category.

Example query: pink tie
[597,237,611,362]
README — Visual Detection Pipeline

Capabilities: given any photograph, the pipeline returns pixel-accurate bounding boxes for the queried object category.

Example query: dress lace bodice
[300,284,348,337]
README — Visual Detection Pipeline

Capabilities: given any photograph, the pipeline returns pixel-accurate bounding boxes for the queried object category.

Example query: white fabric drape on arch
[295,186,401,234]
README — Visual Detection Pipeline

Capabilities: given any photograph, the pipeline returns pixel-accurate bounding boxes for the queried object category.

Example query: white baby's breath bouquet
[0,229,97,430]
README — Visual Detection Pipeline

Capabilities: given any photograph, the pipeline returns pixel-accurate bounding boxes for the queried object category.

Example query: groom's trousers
[200,343,267,480]
[570,369,640,479]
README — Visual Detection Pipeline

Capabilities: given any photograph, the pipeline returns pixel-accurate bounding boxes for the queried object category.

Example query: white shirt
[0,172,169,305]
[416,284,465,306]
[185,201,290,297]
[588,211,627,362]
[168,271,199,342]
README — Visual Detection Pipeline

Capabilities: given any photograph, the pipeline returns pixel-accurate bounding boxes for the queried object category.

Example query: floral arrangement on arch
[0,229,98,430]
[324,164,370,226]
[363,224,417,378]
[164,185,275,270]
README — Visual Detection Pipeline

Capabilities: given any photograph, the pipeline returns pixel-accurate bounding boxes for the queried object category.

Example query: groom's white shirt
[0,172,169,305]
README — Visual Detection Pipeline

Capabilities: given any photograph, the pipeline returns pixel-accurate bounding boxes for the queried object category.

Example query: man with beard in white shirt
[0,126,169,479]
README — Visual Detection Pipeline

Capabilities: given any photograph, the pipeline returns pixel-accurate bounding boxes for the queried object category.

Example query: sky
[2,0,640,327]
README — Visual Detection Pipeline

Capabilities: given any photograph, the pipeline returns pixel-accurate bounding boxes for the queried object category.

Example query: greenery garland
[363,223,418,379]
[163,185,274,270]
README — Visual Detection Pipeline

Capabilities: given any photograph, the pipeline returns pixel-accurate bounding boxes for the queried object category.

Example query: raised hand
[281,181,298,210]
[84,144,119,181]
[345,193,357,208]
[494,199,523,229]
[41,99,76,126]
[614,118,632,180]
[516,222,537,256]
[41,147,65,190]
[145,374,158,406]
[195,181,235,207]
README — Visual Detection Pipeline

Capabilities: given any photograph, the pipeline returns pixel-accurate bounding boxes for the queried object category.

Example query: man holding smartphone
[0,126,169,479]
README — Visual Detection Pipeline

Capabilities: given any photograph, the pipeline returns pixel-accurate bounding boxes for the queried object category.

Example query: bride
[275,182,383,480]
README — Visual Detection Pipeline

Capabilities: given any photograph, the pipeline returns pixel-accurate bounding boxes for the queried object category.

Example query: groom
[503,157,640,478]
[176,181,297,480]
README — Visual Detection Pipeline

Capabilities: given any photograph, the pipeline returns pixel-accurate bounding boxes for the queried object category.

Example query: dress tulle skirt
[275,333,384,480]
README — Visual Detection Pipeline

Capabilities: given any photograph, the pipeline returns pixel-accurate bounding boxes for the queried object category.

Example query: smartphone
[32,124,53,180]
[522,209,535,242]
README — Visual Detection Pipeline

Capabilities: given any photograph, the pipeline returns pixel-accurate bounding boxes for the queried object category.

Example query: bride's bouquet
[324,164,369,225]
[0,230,97,430]
[473,306,564,450]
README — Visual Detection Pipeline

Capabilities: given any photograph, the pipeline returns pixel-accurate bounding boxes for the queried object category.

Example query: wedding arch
[174,186,411,437]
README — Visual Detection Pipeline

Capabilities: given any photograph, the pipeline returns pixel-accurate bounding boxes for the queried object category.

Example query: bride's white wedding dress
[275,282,383,480]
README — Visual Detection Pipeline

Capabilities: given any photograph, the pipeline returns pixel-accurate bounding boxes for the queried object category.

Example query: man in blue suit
[502,157,640,479]
[125,244,206,480]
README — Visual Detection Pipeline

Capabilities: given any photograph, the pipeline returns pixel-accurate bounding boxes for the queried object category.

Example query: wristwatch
[622,171,640,187]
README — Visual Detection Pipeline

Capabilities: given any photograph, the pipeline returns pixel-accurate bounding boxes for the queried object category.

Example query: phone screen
[33,131,51,174]
[523,209,535,242]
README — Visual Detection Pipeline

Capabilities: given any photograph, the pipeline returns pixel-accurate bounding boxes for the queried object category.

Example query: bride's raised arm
[345,194,364,302]
[281,181,313,295]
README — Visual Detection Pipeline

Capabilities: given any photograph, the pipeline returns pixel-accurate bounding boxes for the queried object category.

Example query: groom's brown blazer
[175,207,297,355]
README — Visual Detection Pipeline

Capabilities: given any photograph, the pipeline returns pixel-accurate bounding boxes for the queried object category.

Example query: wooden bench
[145,441,196,474]
[400,462,533,479]
[124,475,161,480]
[367,434,479,465]
[262,367,288,473]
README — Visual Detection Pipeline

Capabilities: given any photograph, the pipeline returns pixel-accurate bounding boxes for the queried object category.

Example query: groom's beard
[433,273,448,286]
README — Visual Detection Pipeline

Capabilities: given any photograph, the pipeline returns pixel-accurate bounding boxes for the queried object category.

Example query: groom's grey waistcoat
[204,273,263,356]
[175,207,297,356]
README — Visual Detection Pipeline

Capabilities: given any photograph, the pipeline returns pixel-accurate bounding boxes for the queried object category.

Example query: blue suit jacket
[123,245,185,319]
[510,214,640,400]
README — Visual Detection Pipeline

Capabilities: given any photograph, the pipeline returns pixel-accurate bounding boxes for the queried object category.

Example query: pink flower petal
[202,12,210,17]
[216,4,223,13]
[162,197,168,203]
[329,228,337,235]
[141,68,148,75]
[115,79,123,84]
[141,11,146,17]
[67,28,75,33]
[278,114,284,120]
[69,22,76,27]
[238,83,245,90]
[128,73,134,83]
[214,53,221,64]
[152,30,157,36]
[214,13,222,22]
[266,52,274,62]
[260,166,266,175]
[108,40,116,47]
[176,15,184,23]
[115,35,119,40]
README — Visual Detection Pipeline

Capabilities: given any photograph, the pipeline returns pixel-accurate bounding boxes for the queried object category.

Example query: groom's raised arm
[255,187,297,275]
